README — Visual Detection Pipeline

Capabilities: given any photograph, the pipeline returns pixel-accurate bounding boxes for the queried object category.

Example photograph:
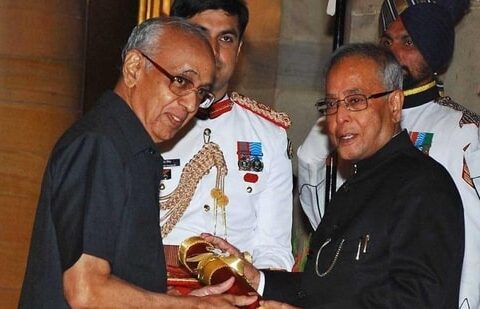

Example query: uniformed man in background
[158,0,294,276]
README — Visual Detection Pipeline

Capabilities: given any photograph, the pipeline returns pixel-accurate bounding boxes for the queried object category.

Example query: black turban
[380,0,470,73]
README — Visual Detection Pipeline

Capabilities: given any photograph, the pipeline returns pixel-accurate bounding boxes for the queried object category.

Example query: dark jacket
[265,130,464,308]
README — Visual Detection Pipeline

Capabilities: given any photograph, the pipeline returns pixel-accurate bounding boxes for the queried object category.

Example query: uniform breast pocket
[233,171,266,196]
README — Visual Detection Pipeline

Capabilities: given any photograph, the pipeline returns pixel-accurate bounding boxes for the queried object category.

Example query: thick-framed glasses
[315,90,395,116]
[138,51,216,109]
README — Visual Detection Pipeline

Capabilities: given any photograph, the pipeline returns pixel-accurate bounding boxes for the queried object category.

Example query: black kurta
[19,91,167,308]
[265,130,464,308]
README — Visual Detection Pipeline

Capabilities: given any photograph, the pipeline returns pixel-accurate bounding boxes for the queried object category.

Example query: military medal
[238,155,251,171]
[409,131,434,155]
[237,141,251,171]
[250,142,264,172]
[237,141,264,172]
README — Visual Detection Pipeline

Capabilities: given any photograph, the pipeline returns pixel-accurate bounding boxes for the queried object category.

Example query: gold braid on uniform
[231,92,292,129]
[160,142,228,238]
[436,96,480,128]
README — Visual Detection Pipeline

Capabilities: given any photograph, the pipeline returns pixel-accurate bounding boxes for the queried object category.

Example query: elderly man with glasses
[203,43,464,308]
[19,17,257,308]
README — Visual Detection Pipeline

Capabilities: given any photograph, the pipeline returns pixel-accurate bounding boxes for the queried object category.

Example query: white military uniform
[160,92,294,270]
[297,85,480,308]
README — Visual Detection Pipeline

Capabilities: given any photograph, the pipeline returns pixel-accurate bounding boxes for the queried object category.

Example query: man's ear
[389,89,404,123]
[122,50,143,88]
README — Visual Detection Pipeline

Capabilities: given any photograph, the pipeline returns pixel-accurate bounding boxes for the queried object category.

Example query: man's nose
[209,39,220,58]
[178,92,198,113]
[335,101,351,122]
[389,43,405,62]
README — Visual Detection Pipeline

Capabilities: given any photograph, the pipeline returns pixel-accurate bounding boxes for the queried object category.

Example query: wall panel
[0,1,85,307]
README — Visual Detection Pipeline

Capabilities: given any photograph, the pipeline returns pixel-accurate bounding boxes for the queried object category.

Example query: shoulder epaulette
[435,96,480,128]
[231,92,291,129]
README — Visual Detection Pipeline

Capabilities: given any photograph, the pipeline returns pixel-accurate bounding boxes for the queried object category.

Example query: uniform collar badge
[209,97,234,119]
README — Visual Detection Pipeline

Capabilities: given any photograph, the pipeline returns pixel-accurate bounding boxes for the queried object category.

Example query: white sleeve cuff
[256,271,265,296]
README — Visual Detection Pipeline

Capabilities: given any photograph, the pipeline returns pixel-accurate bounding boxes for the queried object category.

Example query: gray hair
[324,43,403,90]
[121,16,209,61]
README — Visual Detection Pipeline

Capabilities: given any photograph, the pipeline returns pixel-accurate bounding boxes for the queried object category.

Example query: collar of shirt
[403,82,440,109]
[209,94,234,119]
[352,130,412,181]
[99,91,161,156]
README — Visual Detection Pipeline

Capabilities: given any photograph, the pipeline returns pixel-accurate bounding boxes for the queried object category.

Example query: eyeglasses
[138,51,216,109]
[315,90,395,116]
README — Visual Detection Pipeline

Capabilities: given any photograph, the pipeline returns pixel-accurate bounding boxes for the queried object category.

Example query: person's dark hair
[121,16,209,61]
[324,43,403,91]
[171,0,249,39]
